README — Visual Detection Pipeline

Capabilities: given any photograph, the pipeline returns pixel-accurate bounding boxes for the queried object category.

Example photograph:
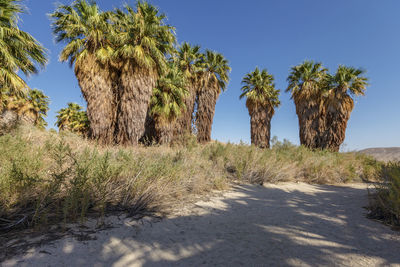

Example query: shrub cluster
[0,126,383,232]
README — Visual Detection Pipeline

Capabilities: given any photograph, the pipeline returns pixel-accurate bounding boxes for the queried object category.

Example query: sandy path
[2,183,400,267]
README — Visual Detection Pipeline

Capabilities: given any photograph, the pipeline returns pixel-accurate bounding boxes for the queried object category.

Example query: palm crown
[240,67,280,108]
[3,88,49,128]
[56,102,89,134]
[0,0,47,94]
[175,42,203,80]
[286,61,328,101]
[201,50,231,92]
[111,1,176,73]
[151,63,187,123]
[327,65,368,96]
[50,0,113,66]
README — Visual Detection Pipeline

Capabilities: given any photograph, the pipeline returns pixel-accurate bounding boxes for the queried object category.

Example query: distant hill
[358,147,400,162]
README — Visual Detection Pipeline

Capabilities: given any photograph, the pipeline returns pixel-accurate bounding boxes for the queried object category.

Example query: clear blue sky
[18,0,400,150]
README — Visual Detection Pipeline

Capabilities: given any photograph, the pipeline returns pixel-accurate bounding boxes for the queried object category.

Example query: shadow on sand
[3,184,400,266]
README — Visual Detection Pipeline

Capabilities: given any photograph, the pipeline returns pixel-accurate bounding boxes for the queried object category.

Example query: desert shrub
[368,162,400,227]
[0,126,384,232]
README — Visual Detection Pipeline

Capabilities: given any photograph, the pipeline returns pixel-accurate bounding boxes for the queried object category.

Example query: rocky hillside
[359,147,400,162]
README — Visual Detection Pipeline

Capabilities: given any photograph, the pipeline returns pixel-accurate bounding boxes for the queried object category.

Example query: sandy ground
[2,183,400,267]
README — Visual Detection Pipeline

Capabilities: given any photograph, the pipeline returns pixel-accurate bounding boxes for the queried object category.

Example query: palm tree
[150,63,187,144]
[3,89,49,128]
[50,0,117,144]
[56,103,89,136]
[0,0,47,99]
[240,68,280,148]
[320,66,368,151]
[196,50,230,143]
[111,2,176,145]
[173,42,203,138]
[23,89,49,128]
[286,61,328,149]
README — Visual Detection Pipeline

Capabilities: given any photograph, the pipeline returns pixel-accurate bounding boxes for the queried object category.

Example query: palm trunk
[0,109,18,135]
[248,102,273,148]
[116,63,157,145]
[196,80,218,144]
[140,112,157,145]
[75,54,117,145]
[155,118,173,145]
[173,82,196,139]
[295,98,323,149]
[321,96,354,152]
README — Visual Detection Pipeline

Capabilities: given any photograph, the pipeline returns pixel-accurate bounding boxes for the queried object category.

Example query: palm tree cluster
[287,61,368,152]
[56,103,89,136]
[51,0,230,146]
[1,0,367,151]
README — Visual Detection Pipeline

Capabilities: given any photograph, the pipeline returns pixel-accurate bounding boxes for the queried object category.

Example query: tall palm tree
[56,102,89,136]
[0,0,47,98]
[111,2,176,145]
[150,63,187,144]
[196,50,230,143]
[240,68,280,148]
[321,66,368,151]
[173,42,203,138]
[286,61,327,149]
[50,0,117,144]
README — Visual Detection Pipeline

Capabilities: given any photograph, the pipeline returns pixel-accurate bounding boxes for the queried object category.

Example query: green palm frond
[286,60,328,101]
[328,65,368,96]
[50,0,113,66]
[110,1,176,73]
[201,50,231,92]
[150,62,188,123]
[175,42,204,80]
[0,0,47,95]
[240,67,280,108]
[56,102,89,135]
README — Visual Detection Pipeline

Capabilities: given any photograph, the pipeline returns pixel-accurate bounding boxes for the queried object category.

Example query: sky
[17,0,400,150]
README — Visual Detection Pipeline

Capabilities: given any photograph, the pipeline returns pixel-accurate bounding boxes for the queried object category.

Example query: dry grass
[368,162,400,227]
[0,125,384,232]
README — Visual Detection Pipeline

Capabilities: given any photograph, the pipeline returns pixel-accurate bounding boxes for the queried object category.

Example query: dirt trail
[3,183,400,267]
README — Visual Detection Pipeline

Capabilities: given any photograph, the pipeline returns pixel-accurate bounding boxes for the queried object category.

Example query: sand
[2,183,400,266]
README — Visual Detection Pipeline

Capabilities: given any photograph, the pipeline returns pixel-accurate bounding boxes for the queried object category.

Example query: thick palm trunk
[0,109,18,135]
[248,103,273,148]
[295,99,323,149]
[140,112,157,145]
[75,54,117,145]
[173,82,196,139]
[155,118,173,145]
[196,82,218,144]
[321,96,354,152]
[116,63,156,145]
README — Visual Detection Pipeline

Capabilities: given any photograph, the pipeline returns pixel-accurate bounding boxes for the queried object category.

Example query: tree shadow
[3,184,400,266]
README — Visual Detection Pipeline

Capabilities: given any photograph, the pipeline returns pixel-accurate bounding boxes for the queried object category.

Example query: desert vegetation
[368,162,400,227]
[0,125,383,231]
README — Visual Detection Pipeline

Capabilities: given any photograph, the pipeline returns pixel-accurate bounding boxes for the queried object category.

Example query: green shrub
[368,162,400,227]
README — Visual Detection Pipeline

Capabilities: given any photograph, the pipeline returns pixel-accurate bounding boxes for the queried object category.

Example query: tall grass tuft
[368,162,400,227]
